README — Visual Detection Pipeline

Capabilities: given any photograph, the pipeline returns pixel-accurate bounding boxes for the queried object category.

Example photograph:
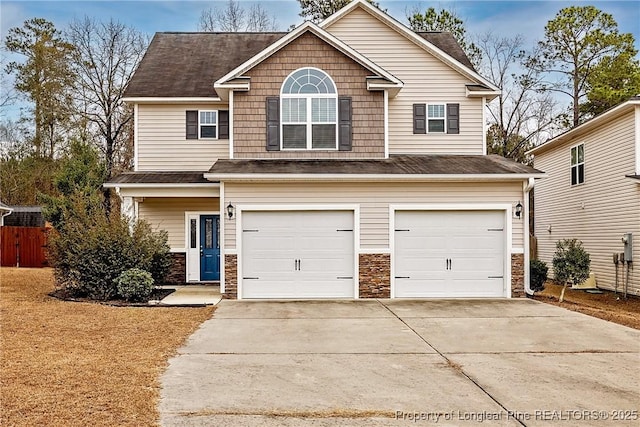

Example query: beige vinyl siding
[325,7,484,155]
[223,181,524,249]
[534,109,640,295]
[137,104,229,171]
[138,198,219,249]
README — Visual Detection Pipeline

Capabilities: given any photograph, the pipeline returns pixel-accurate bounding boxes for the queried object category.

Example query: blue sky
[1,0,639,119]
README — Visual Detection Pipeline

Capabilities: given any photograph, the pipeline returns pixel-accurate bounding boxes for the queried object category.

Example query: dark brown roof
[208,155,542,176]
[125,32,286,98]
[626,174,640,180]
[125,29,477,98]
[106,172,212,185]
[416,32,474,70]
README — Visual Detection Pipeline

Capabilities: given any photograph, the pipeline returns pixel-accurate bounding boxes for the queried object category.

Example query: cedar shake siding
[233,32,385,159]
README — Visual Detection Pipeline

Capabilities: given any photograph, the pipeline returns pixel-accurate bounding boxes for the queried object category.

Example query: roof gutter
[203,173,547,182]
[103,182,220,189]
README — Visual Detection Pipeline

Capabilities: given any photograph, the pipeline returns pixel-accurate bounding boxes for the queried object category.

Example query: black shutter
[447,103,459,134]
[413,104,426,134]
[186,110,198,139]
[338,97,352,151]
[218,110,229,139]
[266,97,280,151]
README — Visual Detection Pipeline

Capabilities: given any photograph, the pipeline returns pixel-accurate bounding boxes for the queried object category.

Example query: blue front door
[200,215,220,281]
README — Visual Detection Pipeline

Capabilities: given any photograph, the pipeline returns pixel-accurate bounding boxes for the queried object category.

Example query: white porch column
[121,195,136,230]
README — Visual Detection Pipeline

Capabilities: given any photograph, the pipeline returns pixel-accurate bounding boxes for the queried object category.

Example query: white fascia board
[121,97,222,104]
[114,186,220,199]
[367,81,402,98]
[103,183,219,189]
[320,0,499,92]
[215,21,401,88]
[204,173,546,182]
[466,87,500,100]
[528,100,640,156]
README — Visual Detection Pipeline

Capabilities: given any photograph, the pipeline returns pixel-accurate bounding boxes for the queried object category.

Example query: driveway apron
[160,299,640,426]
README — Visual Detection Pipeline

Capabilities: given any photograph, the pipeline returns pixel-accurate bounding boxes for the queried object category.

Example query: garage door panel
[395,210,506,298]
[241,211,354,299]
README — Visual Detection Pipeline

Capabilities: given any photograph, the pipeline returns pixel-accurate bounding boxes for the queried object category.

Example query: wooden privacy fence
[0,226,49,268]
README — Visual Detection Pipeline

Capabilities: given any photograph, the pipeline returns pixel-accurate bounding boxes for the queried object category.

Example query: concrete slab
[160,354,516,422]
[180,317,435,354]
[159,286,221,306]
[213,299,393,319]
[382,298,578,318]
[451,352,640,426]
[404,314,640,354]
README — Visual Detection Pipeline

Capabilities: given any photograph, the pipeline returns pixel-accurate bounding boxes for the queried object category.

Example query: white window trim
[198,109,218,140]
[570,143,585,186]
[280,67,338,151]
[426,103,446,134]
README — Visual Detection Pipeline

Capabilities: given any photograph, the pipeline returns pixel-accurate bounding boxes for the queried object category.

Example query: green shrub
[115,268,154,302]
[552,239,591,286]
[49,206,171,301]
[530,259,548,291]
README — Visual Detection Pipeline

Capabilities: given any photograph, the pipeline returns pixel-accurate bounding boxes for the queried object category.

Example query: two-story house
[530,97,639,296]
[105,0,543,299]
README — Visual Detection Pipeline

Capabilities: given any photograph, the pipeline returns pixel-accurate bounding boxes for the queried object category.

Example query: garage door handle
[488,276,504,279]
[337,276,353,279]
[395,276,410,279]
[243,277,259,280]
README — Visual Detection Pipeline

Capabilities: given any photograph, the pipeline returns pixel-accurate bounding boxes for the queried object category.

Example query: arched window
[281,68,338,150]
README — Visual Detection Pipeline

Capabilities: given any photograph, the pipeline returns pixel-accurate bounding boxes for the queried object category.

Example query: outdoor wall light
[515,201,523,219]
[226,202,235,219]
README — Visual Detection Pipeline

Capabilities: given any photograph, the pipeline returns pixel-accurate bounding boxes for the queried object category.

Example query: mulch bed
[49,287,175,306]
[534,282,640,330]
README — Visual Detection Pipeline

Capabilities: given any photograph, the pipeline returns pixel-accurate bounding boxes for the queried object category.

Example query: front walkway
[159,299,640,426]
[159,286,221,306]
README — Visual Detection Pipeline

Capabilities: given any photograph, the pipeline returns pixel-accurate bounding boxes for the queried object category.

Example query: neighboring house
[529,97,640,296]
[105,0,544,299]
[2,206,45,227]
[0,201,13,226]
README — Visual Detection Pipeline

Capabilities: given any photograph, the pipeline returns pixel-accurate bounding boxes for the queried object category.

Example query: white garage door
[241,211,355,299]
[394,210,506,298]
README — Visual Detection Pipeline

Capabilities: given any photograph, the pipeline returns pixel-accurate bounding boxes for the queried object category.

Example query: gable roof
[321,0,499,92]
[214,21,403,96]
[528,97,640,156]
[124,32,286,99]
[415,32,474,70]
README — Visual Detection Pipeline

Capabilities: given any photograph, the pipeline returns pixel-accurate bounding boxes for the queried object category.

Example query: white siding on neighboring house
[325,7,484,155]
[534,109,640,295]
[137,104,229,171]
[138,197,220,249]
[223,181,525,250]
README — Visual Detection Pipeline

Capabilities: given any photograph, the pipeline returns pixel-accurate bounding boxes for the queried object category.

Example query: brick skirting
[223,254,238,299]
[511,253,525,297]
[164,252,186,285]
[359,253,390,298]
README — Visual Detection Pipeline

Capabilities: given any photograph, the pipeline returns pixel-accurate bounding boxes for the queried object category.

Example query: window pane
[283,125,307,149]
[571,166,577,185]
[571,147,577,165]
[578,164,584,184]
[312,98,336,122]
[282,98,306,122]
[428,119,445,133]
[577,145,584,163]
[428,104,445,118]
[200,125,216,138]
[312,124,336,149]
[205,218,213,249]
[200,111,217,124]
[190,219,197,249]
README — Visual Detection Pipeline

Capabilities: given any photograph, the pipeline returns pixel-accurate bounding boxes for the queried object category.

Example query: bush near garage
[48,195,171,301]
[115,268,155,302]
[530,259,549,291]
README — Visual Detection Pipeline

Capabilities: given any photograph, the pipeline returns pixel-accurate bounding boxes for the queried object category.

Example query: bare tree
[199,0,278,32]
[477,32,560,162]
[66,17,147,210]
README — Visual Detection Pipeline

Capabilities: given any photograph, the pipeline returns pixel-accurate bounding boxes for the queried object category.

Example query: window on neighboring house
[280,67,338,150]
[427,104,445,133]
[571,144,585,185]
[199,110,217,139]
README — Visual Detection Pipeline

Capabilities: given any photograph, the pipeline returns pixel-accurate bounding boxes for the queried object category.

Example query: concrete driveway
[160,299,640,426]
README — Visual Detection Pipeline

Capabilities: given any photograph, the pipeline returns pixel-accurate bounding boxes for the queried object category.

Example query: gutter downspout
[523,177,535,295]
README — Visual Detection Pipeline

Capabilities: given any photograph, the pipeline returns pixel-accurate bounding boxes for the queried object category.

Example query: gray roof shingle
[125,30,474,98]
[106,171,211,185]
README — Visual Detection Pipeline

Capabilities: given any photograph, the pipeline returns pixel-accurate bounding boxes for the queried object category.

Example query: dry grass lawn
[0,268,213,426]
